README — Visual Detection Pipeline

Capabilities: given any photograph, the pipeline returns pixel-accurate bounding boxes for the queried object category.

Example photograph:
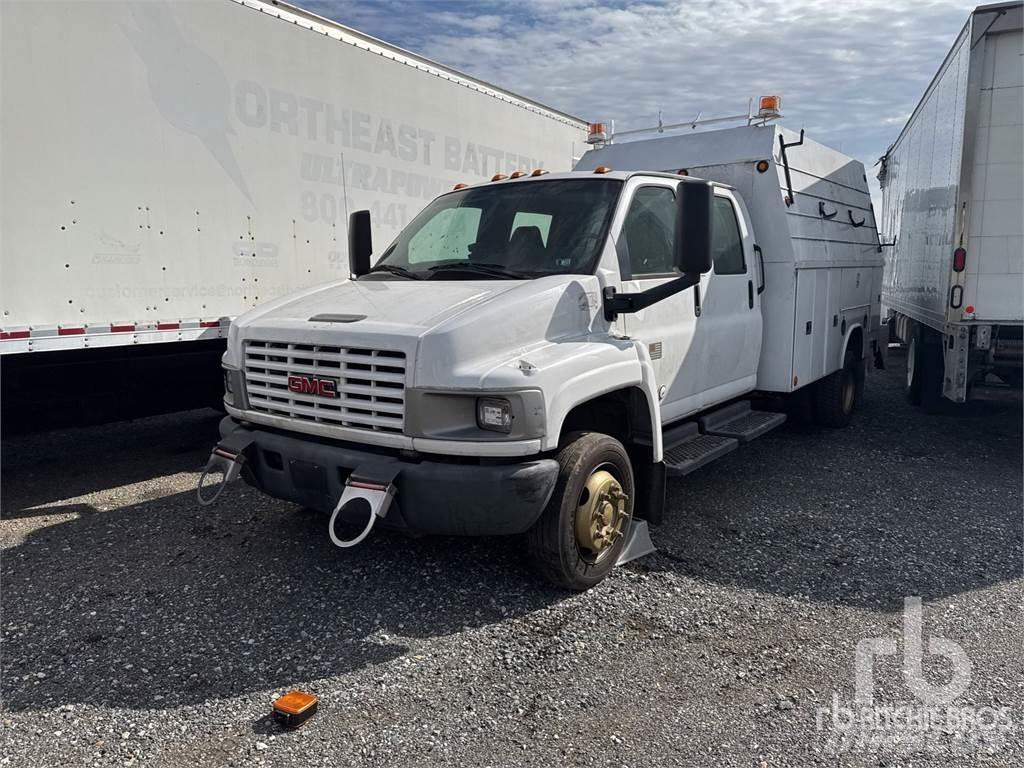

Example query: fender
[543,340,663,462]
[841,322,865,366]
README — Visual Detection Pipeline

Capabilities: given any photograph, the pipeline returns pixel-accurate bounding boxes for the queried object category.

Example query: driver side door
[616,181,702,421]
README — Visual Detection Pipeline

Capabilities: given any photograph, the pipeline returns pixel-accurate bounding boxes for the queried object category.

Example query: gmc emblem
[287,375,339,398]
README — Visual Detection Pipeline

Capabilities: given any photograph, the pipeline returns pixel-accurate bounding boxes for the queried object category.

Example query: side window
[622,186,676,276]
[712,197,745,275]
[407,207,482,263]
[510,212,552,246]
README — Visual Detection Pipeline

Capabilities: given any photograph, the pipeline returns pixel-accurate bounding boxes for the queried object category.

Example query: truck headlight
[476,397,512,433]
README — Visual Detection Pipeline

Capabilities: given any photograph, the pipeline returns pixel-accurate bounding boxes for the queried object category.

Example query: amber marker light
[272,690,319,729]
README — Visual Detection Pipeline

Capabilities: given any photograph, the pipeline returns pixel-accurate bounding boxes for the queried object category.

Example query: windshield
[368,178,622,279]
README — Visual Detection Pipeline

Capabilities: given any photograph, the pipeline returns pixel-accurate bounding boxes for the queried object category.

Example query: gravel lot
[2,351,1021,767]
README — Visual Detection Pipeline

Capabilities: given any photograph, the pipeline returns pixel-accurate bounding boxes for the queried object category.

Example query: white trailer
[878,1,1023,407]
[0,0,586,427]
[202,108,884,589]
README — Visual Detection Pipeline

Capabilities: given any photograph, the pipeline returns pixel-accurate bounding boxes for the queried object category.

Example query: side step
[663,422,738,477]
[698,401,786,442]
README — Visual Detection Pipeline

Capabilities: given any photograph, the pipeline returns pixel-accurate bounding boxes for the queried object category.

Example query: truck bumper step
[698,401,787,442]
[663,422,738,477]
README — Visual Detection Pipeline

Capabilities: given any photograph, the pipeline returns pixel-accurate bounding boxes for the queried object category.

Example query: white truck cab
[207,122,883,589]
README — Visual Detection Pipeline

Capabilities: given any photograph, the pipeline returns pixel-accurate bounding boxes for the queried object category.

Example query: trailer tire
[905,327,923,404]
[527,432,634,590]
[906,325,944,410]
[813,348,863,428]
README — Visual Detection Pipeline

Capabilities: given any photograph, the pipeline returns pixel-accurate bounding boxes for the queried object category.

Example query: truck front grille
[243,340,406,434]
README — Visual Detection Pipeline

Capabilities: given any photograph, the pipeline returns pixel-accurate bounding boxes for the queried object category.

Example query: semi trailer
[878,1,1023,407]
[0,0,586,430]
[203,107,884,589]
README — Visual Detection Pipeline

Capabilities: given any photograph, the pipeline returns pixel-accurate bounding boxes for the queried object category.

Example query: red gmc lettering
[287,375,338,398]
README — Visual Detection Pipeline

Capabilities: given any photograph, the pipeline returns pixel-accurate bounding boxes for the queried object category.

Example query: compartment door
[792,268,835,387]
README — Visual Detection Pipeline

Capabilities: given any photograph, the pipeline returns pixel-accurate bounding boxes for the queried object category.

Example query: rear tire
[906,324,944,411]
[905,330,922,405]
[527,432,634,590]
[813,348,864,428]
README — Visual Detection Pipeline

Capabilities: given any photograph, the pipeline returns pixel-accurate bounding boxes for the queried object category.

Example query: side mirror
[674,181,713,274]
[348,210,372,278]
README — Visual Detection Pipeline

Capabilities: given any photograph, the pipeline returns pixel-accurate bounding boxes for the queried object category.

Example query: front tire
[527,432,634,590]
[813,348,864,428]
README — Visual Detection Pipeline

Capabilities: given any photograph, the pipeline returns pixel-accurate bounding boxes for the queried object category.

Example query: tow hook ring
[328,471,398,548]
[196,448,246,506]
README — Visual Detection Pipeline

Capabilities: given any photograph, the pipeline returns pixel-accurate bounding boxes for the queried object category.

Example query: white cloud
[304,0,974,199]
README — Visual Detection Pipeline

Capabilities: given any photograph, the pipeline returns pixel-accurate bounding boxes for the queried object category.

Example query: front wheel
[527,432,634,590]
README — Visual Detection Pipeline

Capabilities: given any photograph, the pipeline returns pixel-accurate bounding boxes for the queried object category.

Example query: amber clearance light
[272,690,319,729]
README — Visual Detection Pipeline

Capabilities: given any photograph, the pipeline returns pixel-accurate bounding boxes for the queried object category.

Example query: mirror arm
[603,273,702,322]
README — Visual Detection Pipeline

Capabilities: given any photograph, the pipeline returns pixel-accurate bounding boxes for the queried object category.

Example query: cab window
[622,186,676,276]
[712,197,745,275]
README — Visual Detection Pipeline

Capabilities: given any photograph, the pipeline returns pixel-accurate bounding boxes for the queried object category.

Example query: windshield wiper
[425,261,529,279]
[365,264,424,280]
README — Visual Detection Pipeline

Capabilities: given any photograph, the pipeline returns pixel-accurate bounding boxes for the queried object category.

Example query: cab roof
[445,170,733,195]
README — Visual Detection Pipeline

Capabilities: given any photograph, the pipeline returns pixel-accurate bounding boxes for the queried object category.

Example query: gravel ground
[2,351,1021,767]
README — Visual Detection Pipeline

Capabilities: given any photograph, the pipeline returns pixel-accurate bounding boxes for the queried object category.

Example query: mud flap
[617,518,656,565]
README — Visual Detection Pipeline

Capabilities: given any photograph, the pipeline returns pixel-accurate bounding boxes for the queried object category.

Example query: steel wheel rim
[573,464,629,565]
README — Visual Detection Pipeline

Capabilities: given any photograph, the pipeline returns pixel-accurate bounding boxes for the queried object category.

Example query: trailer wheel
[527,432,634,590]
[813,348,864,428]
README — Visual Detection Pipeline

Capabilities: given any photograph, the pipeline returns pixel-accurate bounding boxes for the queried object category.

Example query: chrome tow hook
[329,464,400,548]
[196,431,255,506]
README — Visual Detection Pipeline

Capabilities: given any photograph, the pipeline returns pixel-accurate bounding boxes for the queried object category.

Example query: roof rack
[586,96,783,146]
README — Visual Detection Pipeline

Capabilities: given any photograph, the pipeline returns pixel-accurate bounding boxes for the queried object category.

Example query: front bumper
[218,417,559,536]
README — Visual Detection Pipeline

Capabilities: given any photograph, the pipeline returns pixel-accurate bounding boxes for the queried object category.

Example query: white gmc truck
[204,113,884,589]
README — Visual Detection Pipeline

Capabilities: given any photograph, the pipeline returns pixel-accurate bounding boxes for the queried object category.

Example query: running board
[663,423,738,477]
[698,401,787,442]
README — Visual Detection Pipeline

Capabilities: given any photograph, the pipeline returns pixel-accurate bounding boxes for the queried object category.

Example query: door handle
[747,280,754,309]
[694,284,702,317]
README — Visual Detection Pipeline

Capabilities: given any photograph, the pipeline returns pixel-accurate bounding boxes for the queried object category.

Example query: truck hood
[229,275,606,388]
[234,278,520,335]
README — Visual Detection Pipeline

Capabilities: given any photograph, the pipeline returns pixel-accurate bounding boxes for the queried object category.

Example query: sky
[303,0,976,199]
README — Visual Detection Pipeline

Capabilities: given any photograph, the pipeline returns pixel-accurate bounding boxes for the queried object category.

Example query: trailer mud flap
[196,431,256,506]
